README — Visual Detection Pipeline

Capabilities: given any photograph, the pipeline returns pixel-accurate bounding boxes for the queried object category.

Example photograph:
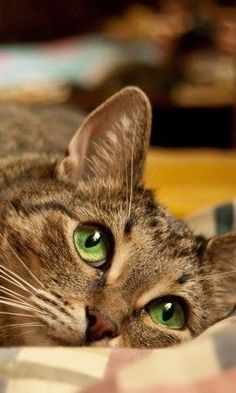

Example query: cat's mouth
[42,333,85,347]
[86,336,121,348]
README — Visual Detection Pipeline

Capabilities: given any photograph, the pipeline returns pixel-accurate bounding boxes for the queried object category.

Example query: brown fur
[0,88,235,348]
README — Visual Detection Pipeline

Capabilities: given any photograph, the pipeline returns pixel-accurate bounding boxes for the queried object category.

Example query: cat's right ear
[56,86,152,186]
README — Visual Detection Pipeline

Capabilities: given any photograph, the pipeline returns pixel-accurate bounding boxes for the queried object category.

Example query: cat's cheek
[24,332,59,346]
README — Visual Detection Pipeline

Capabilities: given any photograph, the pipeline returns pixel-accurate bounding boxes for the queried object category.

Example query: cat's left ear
[205,231,236,317]
[56,86,152,185]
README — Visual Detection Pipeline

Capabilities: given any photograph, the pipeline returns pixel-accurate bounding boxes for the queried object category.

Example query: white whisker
[197,269,236,282]
[120,123,129,225]
[12,327,43,342]
[0,322,43,331]
[0,299,40,313]
[0,265,38,293]
[0,273,31,294]
[136,168,159,212]
[0,232,44,289]
[128,116,137,220]
[0,297,46,315]
[0,311,38,318]
[0,284,28,302]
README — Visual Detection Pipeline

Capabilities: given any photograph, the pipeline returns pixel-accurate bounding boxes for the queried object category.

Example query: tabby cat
[0,87,235,347]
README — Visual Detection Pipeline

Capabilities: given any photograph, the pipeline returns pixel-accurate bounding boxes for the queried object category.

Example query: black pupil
[85,231,101,248]
[162,303,175,321]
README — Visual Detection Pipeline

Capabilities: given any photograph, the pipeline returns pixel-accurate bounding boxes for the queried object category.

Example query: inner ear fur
[56,86,152,185]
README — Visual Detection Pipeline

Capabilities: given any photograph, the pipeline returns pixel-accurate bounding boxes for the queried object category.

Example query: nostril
[87,314,97,327]
[104,330,113,338]
[86,306,97,327]
[98,330,113,341]
[86,306,118,342]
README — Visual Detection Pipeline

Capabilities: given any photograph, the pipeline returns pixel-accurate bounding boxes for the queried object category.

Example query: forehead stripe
[124,213,136,236]
[177,273,191,285]
[11,200,76,219]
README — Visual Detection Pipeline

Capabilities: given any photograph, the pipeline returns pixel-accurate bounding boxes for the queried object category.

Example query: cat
[0,87,235,348]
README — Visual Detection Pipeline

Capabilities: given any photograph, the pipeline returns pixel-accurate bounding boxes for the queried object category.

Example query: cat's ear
[56,86,151,185]
[205,231,236,317]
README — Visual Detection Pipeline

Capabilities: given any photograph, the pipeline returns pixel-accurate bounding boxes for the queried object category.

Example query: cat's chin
[88,336,123,348]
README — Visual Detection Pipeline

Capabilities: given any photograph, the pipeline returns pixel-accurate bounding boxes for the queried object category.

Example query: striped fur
[0,87,235,348]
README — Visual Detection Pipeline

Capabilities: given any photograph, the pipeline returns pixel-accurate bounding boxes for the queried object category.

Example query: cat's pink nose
[86,307,118,342]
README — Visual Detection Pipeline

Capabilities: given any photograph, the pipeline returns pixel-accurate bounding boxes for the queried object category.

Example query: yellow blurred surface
[145,149,236,218]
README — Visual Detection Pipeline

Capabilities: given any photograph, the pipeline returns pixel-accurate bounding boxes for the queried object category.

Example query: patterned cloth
[83,316,236,393]
[185,200,236,237]
[0,201,235,393]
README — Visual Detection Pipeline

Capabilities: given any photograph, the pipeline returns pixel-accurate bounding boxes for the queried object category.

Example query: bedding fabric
[0,201,235,393]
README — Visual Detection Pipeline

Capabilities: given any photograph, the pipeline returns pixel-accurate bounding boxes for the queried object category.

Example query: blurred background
[0,0,235,148]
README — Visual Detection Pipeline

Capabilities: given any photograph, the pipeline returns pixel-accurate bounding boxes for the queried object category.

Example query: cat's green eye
[74,225,110,267]
[148,297,185,330]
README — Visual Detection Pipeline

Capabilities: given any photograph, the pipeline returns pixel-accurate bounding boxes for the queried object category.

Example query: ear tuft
[56,156,80,183]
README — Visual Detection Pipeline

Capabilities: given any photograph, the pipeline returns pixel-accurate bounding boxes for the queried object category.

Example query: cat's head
[0,87,235,347]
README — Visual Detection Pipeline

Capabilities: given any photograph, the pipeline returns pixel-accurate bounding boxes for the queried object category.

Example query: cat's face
[0,87,235,347]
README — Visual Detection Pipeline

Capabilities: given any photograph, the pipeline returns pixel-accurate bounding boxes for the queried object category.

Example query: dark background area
[0,0,235,148]
[0,0,159,43]
[152,106,233,148]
